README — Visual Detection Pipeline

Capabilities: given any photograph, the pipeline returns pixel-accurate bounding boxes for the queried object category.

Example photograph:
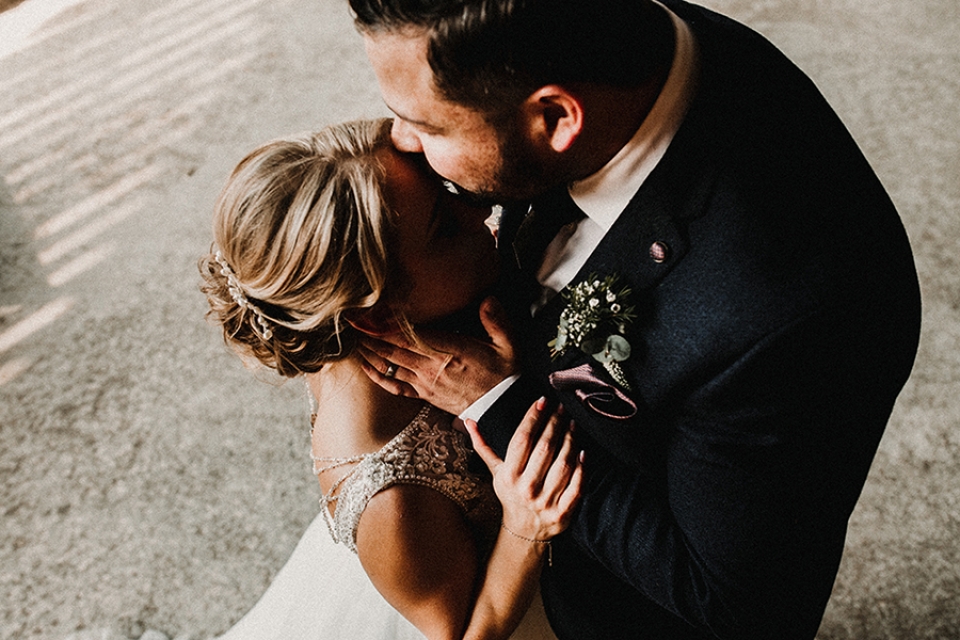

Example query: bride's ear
[345,305,401,336]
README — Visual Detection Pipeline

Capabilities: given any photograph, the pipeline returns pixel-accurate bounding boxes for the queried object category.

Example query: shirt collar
[568,3,699,232]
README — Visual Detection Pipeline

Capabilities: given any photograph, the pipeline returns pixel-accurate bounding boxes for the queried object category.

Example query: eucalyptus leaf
[592,350,613,364]
[606,335,631,361]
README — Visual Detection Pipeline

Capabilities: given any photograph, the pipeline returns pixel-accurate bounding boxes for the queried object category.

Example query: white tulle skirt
[217,511,558,640]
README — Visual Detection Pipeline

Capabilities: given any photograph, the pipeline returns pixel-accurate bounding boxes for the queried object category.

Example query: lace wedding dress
[216,404,558,640]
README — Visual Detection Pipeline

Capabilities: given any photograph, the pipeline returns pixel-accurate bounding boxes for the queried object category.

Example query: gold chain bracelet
[501,522,553,567]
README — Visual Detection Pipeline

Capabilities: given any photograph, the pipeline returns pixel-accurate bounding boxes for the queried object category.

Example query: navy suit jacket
[478,2,921,639]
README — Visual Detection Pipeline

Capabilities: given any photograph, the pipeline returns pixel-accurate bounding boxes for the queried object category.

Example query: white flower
[548,272,637,381]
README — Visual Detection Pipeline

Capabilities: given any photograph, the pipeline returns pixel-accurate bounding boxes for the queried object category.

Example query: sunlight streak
[7,41,257,193]
[0,0,237,88]
[5,86,219,187]
[0,0,91,61]
[38,201,139,266]
[0,9,258,150]
[0,297,75,355]
[0,0,261,134]
[33,164,161,240]
[0,357,31,387]
[46,243,116,287]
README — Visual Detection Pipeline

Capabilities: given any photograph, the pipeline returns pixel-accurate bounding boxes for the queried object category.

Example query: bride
[199,119,581,640]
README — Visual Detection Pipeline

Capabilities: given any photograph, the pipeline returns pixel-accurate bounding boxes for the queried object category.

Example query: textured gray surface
[0,0,956,638]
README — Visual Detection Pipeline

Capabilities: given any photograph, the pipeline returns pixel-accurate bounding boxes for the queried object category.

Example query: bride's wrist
[500,521,554,566]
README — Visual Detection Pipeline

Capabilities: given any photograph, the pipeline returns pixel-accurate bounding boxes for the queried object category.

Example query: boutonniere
[548,273,636,390]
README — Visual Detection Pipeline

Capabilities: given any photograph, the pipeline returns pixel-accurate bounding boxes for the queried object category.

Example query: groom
[353,0,921,638]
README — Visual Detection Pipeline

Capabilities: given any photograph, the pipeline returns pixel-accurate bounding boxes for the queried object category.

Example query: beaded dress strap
[310,404,434,545]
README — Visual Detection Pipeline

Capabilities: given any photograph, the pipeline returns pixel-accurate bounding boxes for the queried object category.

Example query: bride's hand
[466,398,584,542]
[358,296,518,415]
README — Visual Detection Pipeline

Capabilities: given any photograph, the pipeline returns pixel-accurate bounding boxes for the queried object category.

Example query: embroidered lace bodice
[312,404,499,553]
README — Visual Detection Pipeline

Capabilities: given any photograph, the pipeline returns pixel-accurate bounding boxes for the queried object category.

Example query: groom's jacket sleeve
[567,296,917,639]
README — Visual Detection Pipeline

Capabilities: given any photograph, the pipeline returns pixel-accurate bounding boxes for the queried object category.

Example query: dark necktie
[510,187,586,274]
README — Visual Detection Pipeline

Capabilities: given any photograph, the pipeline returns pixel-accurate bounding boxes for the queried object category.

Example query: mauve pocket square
[548,363,637,420]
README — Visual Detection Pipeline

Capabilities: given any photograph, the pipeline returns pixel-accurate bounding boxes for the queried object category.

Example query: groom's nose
[391,118,424,153]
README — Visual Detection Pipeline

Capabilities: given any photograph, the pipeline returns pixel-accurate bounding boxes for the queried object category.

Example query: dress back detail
[312,404,500,553]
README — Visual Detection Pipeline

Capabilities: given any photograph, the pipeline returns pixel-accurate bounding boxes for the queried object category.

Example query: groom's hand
[359,297,518,415]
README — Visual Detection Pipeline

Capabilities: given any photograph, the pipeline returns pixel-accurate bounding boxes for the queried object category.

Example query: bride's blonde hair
[200,118,397,377]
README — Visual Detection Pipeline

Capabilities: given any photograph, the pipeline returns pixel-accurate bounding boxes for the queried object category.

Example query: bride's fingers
[357,344,421,387]
[357,353,420,399]
[557,451,585,514]
[503,397,550,473]
[465,420,503,474]
[359,337,430,373]
[357,344,393,376]
[541,425,579,498]
[519,408,566,488]
[365,329,420,353]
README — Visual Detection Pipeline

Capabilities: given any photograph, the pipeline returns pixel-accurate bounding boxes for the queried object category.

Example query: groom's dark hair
[349,0,674,117]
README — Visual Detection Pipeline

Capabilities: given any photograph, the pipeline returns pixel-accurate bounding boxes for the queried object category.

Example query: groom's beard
[475,117,560,204]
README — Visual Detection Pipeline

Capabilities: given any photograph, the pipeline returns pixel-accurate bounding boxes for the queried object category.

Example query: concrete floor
[0,0,957,638]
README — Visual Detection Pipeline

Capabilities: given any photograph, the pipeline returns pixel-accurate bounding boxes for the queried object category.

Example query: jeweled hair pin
[215,250,274,341]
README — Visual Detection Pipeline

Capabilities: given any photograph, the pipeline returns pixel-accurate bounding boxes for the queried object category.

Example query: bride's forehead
[379,148,442,193]
[376,148,439,214]
[377,146,417,176]
[379,144,433,174]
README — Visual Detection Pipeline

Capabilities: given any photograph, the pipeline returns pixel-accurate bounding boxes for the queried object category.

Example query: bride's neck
[307,355,424,451]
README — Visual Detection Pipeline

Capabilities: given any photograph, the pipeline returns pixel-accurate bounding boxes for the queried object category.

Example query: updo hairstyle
[199,118,397,377]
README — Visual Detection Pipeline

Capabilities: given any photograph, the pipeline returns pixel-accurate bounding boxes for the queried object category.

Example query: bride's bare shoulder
[356,484,479,639]
[307,363,423,454]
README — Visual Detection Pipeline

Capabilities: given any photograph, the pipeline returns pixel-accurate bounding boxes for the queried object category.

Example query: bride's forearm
[455,399,581,640]
[459,529,547,640]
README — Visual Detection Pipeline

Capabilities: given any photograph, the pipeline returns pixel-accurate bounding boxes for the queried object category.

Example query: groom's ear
[345,306,401,337]
[522,85,584,153]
